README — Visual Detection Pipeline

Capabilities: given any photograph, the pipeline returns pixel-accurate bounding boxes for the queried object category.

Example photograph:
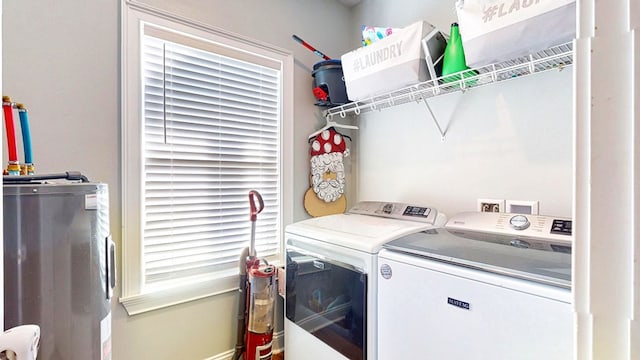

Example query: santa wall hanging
[303,127,352,217]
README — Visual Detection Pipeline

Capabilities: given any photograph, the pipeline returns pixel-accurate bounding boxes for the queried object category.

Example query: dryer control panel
[347,201,440,224]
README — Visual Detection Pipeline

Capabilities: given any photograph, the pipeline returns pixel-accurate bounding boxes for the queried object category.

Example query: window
[121,3,293,315]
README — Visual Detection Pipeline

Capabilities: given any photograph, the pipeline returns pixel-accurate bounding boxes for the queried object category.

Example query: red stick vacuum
[232,190,277,360]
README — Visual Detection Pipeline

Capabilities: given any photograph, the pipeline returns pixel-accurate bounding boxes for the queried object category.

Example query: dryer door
[286,246,366,360]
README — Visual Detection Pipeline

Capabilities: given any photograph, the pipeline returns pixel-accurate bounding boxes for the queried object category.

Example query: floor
[273,352,284,360]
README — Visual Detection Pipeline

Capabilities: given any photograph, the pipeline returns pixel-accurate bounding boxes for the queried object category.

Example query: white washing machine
[377,211,573,360]
[284,201,446,360]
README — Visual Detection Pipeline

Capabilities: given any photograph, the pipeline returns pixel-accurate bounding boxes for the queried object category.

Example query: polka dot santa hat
[310,128,348,156]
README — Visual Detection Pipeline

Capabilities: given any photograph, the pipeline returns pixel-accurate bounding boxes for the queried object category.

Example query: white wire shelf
[324,42,573,120]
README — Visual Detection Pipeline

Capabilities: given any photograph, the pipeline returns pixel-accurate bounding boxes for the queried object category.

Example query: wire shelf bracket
[422,97,447,141]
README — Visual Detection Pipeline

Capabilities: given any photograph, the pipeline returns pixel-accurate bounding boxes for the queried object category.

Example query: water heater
[3,181,115,360]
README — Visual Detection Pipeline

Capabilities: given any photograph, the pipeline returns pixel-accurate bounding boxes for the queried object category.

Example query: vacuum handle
[249,190,264,222]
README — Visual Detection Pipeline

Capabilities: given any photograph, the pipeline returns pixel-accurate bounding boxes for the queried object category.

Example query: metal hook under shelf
[325,110,334,121]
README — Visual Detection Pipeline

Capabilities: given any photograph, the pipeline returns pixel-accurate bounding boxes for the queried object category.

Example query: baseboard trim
[205,349,235,360]
[203,330,284,360]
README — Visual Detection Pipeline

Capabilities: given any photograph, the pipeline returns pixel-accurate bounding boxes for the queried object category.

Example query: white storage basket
[456,0,576,68]
[341,21,446,101]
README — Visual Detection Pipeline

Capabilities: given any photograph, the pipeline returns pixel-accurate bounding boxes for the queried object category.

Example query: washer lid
[383,227,571,289]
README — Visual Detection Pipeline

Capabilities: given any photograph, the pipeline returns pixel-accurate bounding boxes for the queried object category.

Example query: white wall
[350,0,573,218]
[356,70,573,218]
[349,0,458,43]
[3,0,353,358]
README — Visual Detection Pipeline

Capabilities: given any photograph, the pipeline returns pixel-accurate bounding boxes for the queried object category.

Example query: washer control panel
[348,201,439,224]
[446,211,573,248]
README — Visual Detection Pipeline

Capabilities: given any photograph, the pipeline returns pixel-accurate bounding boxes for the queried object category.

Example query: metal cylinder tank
[3,182,115,360]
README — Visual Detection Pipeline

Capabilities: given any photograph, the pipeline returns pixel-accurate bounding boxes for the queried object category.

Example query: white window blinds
[141,29,281,289]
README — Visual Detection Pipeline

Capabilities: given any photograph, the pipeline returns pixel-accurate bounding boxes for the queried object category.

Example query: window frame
[120,1,294,315]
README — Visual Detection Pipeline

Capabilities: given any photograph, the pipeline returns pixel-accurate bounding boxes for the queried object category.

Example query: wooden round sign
[303,187,346,217]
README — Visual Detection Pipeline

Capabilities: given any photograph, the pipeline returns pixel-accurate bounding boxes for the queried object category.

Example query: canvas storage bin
[341,21,446,101]
[456,0,576,68]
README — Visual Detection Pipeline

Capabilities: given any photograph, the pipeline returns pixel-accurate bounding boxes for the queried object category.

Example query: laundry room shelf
[324,42,574,120]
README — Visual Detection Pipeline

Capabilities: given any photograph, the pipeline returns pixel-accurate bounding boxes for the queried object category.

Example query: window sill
[119,271,238,316]
[120,254,283,316]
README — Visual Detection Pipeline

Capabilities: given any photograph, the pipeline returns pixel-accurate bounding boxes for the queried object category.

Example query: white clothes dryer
[284,201,446,360]
[377,211,573,360]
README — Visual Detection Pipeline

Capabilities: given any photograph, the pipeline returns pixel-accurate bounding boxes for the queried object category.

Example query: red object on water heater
[2,96,20,175]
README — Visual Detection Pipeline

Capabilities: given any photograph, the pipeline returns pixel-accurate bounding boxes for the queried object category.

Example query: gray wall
[3,0,352,359]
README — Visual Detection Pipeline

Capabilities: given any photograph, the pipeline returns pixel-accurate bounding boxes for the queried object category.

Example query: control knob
[509,215,530,230]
